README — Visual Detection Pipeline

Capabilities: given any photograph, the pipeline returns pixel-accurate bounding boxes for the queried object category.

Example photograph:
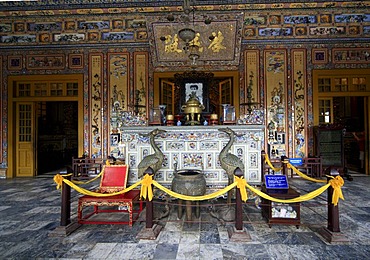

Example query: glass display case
[261,186,300,228]
[221,104,236,124]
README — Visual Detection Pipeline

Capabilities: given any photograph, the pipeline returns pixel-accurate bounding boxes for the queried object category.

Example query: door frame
[15,102,36,177]
[313,69,370,175]
[7,74,84,178]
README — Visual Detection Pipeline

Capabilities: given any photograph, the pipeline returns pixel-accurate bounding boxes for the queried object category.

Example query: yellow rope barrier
[72,160,111,185]
[53,174,65,190]
[329,175,345,206]
[235,176,248,202]
[152,180,237,201]
[264,154,282,172]
[53,170,103,187]
[53,172,101,187]
[247,181,330,203]
[264,153,327,184]
[54,173,142,197]
[140,174,154,201]
[286,163,327,183]
[53,172,344,205]
[71,172,103,185]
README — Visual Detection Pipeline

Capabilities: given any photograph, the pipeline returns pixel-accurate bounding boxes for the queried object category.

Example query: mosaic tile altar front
[120,125,264,186]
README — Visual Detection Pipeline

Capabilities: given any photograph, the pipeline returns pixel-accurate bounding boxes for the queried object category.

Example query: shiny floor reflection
[0,174,369,259]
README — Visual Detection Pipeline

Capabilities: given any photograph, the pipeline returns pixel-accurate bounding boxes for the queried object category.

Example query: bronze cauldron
[181,93,205,125]
[171,168,206,221]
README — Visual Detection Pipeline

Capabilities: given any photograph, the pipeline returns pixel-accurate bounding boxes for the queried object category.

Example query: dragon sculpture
[218,127,245,204]
[137,128,167,179]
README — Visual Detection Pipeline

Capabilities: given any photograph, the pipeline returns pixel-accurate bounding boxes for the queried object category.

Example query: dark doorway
[36,101,78,174]
[333,96,366,173]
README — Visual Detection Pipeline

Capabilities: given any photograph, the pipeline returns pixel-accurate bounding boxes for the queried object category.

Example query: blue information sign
[264,175,289,189]
[289,158,303,166]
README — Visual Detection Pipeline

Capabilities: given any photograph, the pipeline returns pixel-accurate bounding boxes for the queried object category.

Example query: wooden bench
[77,164,143,226]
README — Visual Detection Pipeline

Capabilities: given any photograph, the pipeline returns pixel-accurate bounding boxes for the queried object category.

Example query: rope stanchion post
[61,174,71,226]
[50,173,81,237]
[281,155,288,177]
[261,150,266,177]
[318,166,349,243]
[326,167,340,232]
[234,167,243,231]
[144,167,154,229]
[228,168,252,242]
[137,167,163,240]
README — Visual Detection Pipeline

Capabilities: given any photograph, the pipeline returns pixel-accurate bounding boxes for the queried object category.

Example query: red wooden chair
[77,164,143,226]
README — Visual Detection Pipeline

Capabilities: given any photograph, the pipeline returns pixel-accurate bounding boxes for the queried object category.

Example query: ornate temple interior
[1,2,370,259]
[0,0,369,179]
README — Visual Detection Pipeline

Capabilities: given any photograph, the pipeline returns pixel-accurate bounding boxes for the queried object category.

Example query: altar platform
[116,125,265,186]
[0,174,369,259]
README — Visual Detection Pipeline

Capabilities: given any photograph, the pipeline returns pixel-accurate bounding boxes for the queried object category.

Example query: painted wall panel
[89,54,103,158]
[292,49,307,158]
[265,50,287,159]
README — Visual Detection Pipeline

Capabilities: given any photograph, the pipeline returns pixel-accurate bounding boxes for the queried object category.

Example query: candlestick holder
[210,114,218,125]
[166,114,174,126]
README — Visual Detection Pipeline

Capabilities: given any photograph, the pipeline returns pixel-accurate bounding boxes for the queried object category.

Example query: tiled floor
[0,174,370,259]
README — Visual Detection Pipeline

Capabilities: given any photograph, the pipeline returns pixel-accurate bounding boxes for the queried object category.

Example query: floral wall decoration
[265,50,287,159]
[332,48,370,63]
[312,48,328,64]
[292,49,307,158]
[68,53,83,69]
[8,55,22,70]
[108,52,129,159]
[26,54,65,70]
[134,52,148,116]
[244,50,260,107]
[89,54,103,158]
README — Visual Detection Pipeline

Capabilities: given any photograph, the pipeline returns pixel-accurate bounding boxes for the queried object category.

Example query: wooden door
[15,102,36,177]
[219,78,232,105]
[160,80,176,115]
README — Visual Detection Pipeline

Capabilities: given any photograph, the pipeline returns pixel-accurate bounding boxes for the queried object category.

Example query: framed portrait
[110,133,120,146]
[312,48,328,64]
[175,71,213,114]
[185,83,203,104]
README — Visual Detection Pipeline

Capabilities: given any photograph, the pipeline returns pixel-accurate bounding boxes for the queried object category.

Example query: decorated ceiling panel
[0,2,369,18]
[0,2,369,48]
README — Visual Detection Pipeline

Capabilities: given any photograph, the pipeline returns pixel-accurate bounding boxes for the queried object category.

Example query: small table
[261,186,300,228]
